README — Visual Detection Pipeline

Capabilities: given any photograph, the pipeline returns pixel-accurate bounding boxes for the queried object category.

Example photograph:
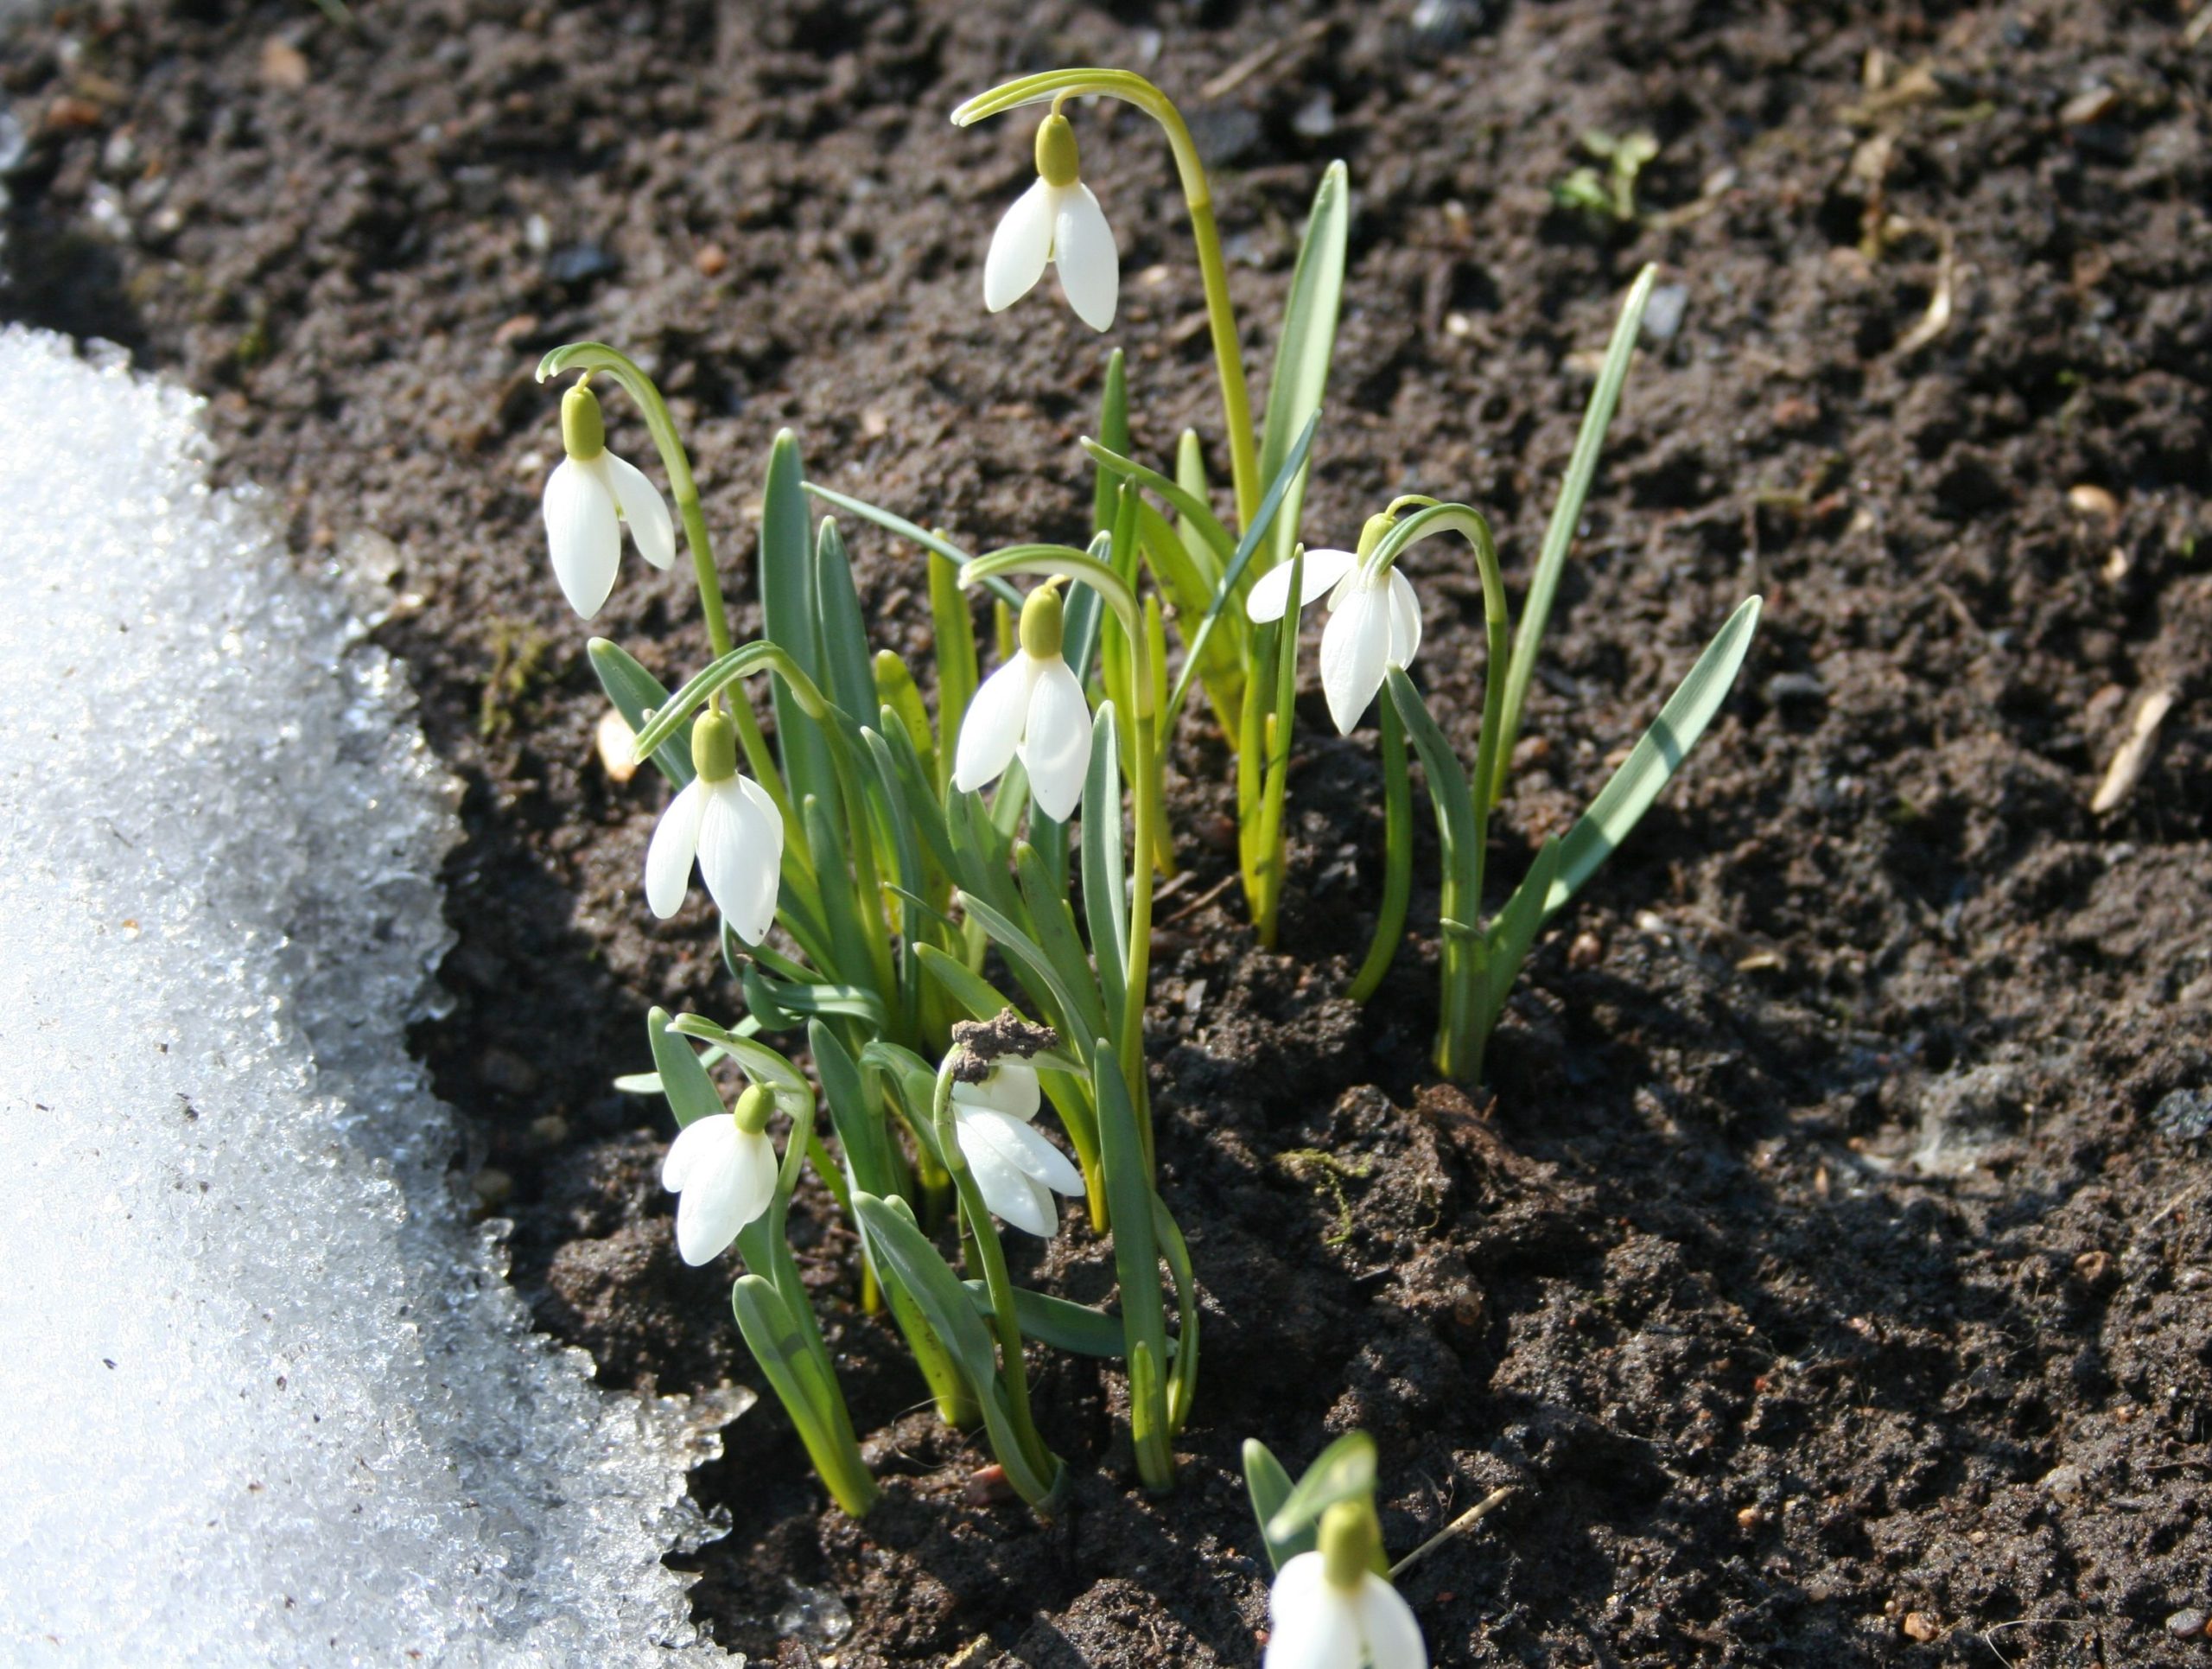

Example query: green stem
[1348,698,1411,1003]
[931,1067,1058,1487]
[1251,546,1305,946]
[953,71,1258,528]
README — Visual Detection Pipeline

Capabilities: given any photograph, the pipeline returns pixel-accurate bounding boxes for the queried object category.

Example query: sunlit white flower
[661,1084,779,1266]
[645,709,784,942]
[950,1061,1085,1239]
[1245,545,1423,736]
[543,379,676,618]
[983,111,1118,333]
[952,583,1092,821]
[1264,1503,1428,1669]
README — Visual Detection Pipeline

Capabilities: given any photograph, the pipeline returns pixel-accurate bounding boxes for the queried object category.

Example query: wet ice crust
[0,329,739,1667]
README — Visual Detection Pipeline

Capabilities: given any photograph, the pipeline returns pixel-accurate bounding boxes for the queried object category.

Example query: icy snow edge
[0,329,741,1668]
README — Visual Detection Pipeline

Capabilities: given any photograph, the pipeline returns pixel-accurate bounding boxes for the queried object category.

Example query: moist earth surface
[6,1,2209,1664]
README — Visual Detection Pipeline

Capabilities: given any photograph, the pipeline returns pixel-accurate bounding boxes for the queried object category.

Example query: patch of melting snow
[0,328,744,1667]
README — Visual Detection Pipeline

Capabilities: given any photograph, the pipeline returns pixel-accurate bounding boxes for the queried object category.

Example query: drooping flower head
[1245,517,1424,736]
[542,378,677,618]
[661,1082,779,1267]
[948,1059,1085,1239]
[1264,1500,1428,1669]
[983,109,1119,333]
[644,706,784,942]
[952,580,1093,822]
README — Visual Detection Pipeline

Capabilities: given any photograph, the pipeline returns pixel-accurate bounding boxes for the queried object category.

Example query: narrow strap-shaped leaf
[1015,842,1112,1048]
[664,1013,815,1124]
[589,639,694,787]
[1243,1440,1302,1571]
[810,1020,893,1192]
[1082,436,1237,569]
[1548,596,1762,915]
[1095,1047,1173,1487]
[646,1005,721,1128]
[800,792,876,991]
[960,888,1096,1060]
[962,1281,1133,1360]
[854,1192,1061,1506]
[1491,265,1657,804]
[1266,1430,1378,1543]
[813,517,878,732]
[1255,161,1349,574]
[741,963,887,1029]
[1479,835,1564,1040]
[1091,347,1130,537]
[1166,411,1320,727]
[1081,704,1128,1026]
[804,482,1026,609]
[914,942,1018,1025]
[1153,1194,1199,1435]
[867,721,958,880]
[762,433,841,833]
[730,1276,876,1518]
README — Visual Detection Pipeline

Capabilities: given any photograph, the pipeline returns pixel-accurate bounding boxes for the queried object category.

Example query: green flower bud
[1319,1499,1378,1591]
[733,1082,773,1136]
[561,380,606,462]
[1035,112,1081,188]
[1018,582,1065,660]
[690,709,738,783]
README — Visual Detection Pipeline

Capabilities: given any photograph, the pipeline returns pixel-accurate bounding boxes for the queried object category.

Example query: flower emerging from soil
[645,708,784,941]
[983,111,1118,332]
[661,1083,779,1266]
[1245,545,1423,736]
[952,581,1092,821]
[1264,1501,1427,1669]
[542,379,676,618]
[949,1061,1084,1239]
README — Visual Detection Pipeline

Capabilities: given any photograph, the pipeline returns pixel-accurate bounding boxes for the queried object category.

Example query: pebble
[2164,1608,2209,1640]
[595,707,639,783]
[478,1047,539,1096]
[2067,482,2120,520]
[1643,283,1691,342]
[2039,1462,2085,1500]
[1902,1611,1940,1642]
[471,1168,512,1207]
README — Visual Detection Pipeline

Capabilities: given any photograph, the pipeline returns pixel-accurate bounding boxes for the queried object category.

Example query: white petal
[1319,583,1391,736]
[1386,568,1423,669]
[644,778,707,919]
[734,774,787,941]
[1017,655,1092,822]
[957,1116,1058,1237]
[726,1128,781,1236]
[1351,1575,1429,1669]
[951,1059,1042,1121]
[1247,547,1357,622]
[1052,182,1119,332]
[543,456,621,618]
[960,1105,1084,1195]
[1265,1556,1364,1669]
[661,1108,735,1193]
[953,655,1037,793]
[696,778,780,943]
[984,178,1057,312]
[602,449,676,571]
[674,1123,765,1266]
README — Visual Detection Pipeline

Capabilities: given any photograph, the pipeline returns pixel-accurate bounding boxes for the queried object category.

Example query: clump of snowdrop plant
[517,61,1761,1523]
[1244,1432,1429,1669]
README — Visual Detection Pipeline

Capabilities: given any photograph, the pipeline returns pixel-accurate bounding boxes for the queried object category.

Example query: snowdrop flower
[542,379,676,618]
[661,1082,779,1266]
[949,1060,1084,1239]
[1265,1501,1427,1669]
[952,582,1092,821]
[1245,541,1423,736]
[984,111,1118,332]
[645,707,784,942]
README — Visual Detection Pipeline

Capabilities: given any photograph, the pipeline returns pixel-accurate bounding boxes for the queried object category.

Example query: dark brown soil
[10,1,2211,1663]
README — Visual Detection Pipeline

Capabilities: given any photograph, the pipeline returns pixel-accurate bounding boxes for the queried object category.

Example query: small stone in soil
[963,1463,1014,1506]
[1902,1611,1939,1642]
[2164,1608,2209,1639]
